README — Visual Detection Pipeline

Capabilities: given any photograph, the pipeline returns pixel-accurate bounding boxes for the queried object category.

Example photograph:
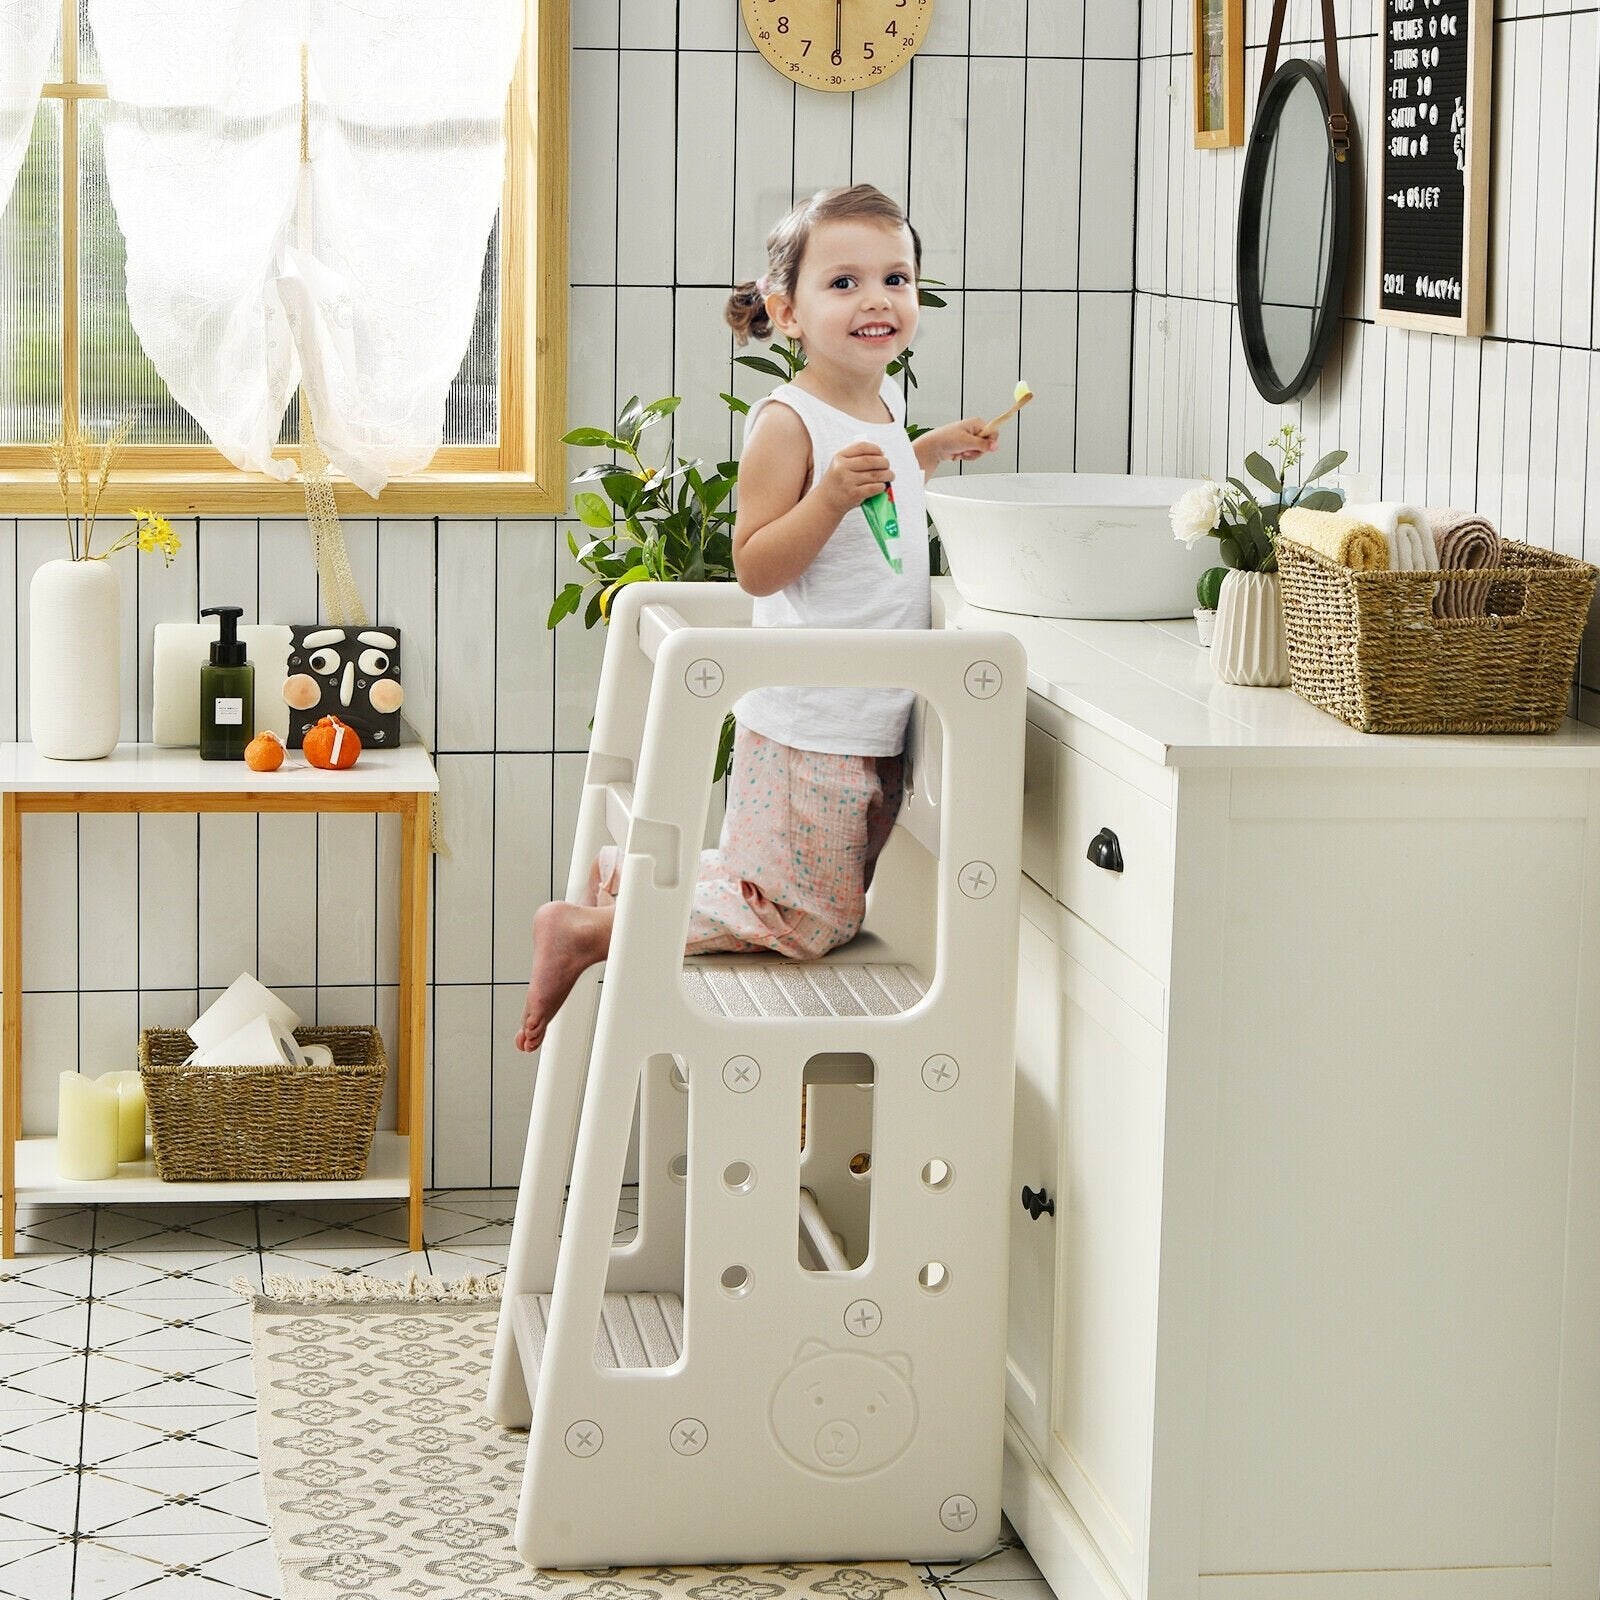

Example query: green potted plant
[1169,425,1345,684]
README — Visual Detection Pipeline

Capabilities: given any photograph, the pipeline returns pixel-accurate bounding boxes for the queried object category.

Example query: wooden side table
[0,744,439,1257]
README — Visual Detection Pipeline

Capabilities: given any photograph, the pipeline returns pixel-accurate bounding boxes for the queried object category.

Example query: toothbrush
[981,379,1033,436]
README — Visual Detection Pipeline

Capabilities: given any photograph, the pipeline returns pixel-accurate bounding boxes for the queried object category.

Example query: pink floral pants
[598,724,904,959]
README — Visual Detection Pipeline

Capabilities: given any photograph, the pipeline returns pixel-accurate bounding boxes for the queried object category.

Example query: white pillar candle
[97,1071,148,1163]
[57,1072,119,1180]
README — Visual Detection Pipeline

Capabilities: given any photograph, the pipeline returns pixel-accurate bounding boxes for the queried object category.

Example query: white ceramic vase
[1212,569,1290,687]
[30,558,121,759]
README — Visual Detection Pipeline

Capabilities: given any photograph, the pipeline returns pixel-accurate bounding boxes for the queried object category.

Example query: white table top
[0,742,439,794]
[935,579,1600,770]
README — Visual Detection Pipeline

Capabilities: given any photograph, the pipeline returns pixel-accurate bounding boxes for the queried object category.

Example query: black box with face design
[283,626,404,750]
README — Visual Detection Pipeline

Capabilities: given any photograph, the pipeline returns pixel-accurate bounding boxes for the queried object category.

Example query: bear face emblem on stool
[282,626,404,750]
[769,1342,917,1476]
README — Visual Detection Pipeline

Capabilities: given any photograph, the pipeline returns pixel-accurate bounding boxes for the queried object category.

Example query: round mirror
[1237,59,1350,404]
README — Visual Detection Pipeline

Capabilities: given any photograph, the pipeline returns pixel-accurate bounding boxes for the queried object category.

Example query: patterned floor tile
[0,1350,87,1408]
[0,1469,77,1543]
[0,1539,75,1600]
[92,1293,251,1338]
[419,1249,510,1284]
[83,1350,255,1409]
[0,1412,86,1472]
[13,1207,96,1253]
[255,1246,432,1280]
[76,1530,278,1599]
[77,1465,268,1539]
[89,1207,261,1252]
[81,1407,259,1473]
[0,1255,94,1300]
[89,1251,257,1301]
[0,1300,91,1356]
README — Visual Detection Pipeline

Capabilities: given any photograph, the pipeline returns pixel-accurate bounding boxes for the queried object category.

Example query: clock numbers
[740,0,932,92]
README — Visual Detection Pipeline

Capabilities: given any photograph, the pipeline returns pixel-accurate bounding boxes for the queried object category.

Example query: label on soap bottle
[213,697,243,726]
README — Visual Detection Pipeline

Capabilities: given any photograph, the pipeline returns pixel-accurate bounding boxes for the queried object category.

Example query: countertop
[0,742,439,793]
[934,578,1600,769]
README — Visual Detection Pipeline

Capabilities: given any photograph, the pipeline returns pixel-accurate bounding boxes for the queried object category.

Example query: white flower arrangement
[1170,425,1347,607]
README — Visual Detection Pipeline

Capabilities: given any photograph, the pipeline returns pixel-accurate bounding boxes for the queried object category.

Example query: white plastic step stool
[486,582,1025,1569]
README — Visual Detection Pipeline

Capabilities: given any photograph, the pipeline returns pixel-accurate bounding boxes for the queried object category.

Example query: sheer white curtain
[1,1,60,211]
[87,0,521,496]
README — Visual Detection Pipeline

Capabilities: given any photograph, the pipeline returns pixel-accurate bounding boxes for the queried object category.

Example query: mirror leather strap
[1258,0,1350,161]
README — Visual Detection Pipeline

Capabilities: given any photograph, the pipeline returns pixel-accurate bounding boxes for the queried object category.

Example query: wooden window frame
[0,0,568,517]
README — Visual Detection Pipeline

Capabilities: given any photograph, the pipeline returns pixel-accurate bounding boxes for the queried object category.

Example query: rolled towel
[1426,507,1501,618]
[1345,501,1439,572]
[1278,506,1389,571]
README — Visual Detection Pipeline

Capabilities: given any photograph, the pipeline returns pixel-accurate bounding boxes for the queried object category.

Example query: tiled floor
[0,1191,1053,1600]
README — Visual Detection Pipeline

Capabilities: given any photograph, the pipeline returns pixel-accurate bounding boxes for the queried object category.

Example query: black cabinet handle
[1020,1185,1055,1221]
[1086,827,1123,873]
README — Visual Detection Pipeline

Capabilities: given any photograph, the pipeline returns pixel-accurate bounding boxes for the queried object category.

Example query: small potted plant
[1169,426,1345,685]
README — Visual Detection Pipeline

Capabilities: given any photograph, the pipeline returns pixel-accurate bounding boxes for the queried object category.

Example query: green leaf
[1293,488,1344,513]
[546,582,585,629]
[1245,451,1281,493]
[1301,449,1348,484]
[917,288,947,308]
[563,427,626,449]
[640,396,682,424]
[734,355,791,380]
[1225,475,1258,509]
[720,391,750,415]
[616,395,645,437]
[1218,533,1245,569]
[713,711,737,782]
[574,491,614,529]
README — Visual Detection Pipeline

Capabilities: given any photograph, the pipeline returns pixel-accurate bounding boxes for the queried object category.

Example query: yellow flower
[129,507,181,566]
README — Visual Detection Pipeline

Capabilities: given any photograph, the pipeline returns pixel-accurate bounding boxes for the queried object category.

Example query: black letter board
[1375,0,1492,336]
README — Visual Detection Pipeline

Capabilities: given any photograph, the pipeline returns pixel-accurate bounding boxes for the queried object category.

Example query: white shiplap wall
[1132,0,1600,703]
[0,0,1139,1186]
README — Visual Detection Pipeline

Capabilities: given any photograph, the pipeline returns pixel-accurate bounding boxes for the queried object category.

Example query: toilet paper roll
[301,1044,334,1068]
[189,974,302,1053]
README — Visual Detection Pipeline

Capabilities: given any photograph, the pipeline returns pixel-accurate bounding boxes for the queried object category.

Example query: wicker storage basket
[139,1025,386,1182]
[1276,537,1598,734]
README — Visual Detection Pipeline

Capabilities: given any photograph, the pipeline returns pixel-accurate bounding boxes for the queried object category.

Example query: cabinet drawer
[1056,742,1174,981]
[1021,717,1058,897]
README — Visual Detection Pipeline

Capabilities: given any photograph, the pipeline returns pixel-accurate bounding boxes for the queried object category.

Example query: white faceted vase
[30,558,122,759]
[1212,569,1290,687]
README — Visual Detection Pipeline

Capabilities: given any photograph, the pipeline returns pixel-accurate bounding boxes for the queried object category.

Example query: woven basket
[139,1025,386,1182]
[1276,537,1598,734]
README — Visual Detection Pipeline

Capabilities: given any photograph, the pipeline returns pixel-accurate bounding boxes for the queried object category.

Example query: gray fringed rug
[244,1273,930,1600]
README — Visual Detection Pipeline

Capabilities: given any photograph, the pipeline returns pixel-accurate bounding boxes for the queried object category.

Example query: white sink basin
[926,472,1213,620]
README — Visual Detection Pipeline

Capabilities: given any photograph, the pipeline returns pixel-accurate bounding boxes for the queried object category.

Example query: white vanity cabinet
[945,588,1600,1600]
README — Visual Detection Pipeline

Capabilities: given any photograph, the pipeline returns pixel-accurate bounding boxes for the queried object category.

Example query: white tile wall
[0,0,1139,1184]
[1132,1,1600,704]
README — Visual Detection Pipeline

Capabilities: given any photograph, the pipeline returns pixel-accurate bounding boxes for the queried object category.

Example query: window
[0,0,567,515]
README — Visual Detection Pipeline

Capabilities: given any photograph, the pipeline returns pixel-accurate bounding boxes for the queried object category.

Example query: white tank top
[734,378,930,756]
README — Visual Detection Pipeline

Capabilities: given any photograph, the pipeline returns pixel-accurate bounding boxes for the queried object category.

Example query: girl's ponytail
[725,279,773,346]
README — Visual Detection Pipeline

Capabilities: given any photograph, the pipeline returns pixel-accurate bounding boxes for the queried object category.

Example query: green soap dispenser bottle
[199,606,254,760]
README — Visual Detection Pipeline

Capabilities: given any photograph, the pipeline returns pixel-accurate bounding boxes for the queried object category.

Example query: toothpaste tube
[861,483,902,573]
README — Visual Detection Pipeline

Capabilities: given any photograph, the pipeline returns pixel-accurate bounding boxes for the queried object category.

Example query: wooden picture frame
[1374,0,1492,337]
[1193,0,1244,148]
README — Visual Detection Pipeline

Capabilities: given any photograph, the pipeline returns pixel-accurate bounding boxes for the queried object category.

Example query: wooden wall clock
[739,0,933,92]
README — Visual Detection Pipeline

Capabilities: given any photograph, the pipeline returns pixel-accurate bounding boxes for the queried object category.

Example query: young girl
[516,183,996,1053]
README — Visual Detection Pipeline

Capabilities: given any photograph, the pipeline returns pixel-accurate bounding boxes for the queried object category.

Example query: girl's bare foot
[515,900,614,1053]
